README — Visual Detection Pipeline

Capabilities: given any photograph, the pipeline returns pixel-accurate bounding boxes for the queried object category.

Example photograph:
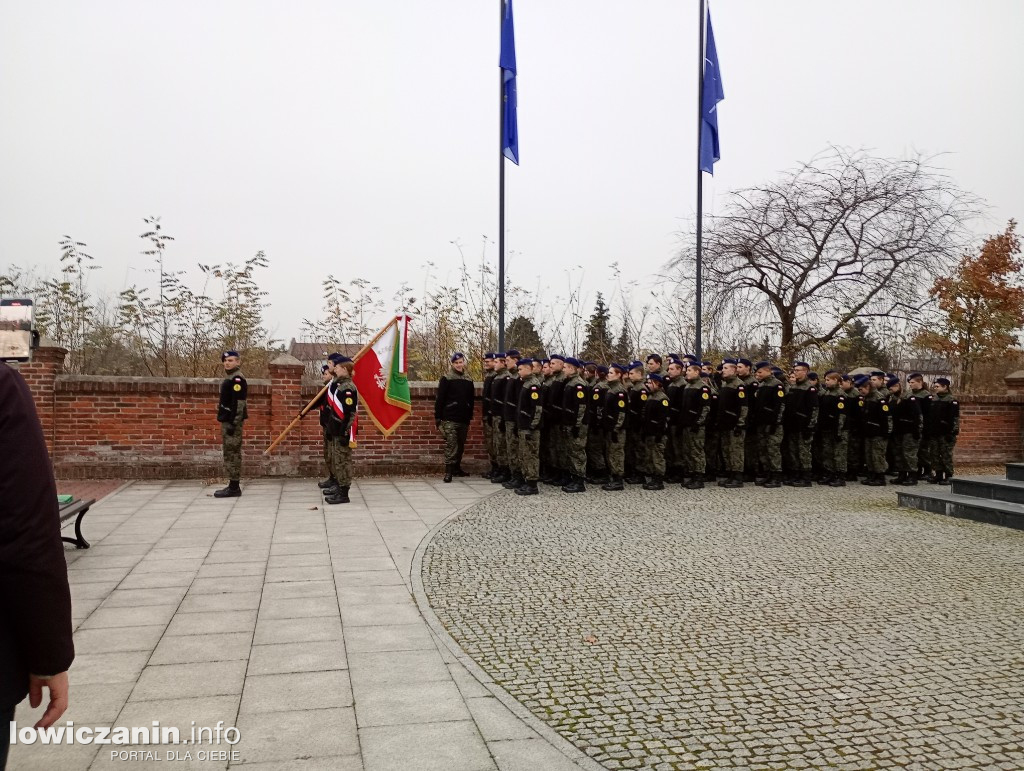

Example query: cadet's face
[870,376,885,389]
[505,357,517,369]
[646,379,660,391]
[737,364,750,377]
[607,369,621,382]
[787,372,797,385]
[686,365,701,380]
[321,370,332,382]
[533,362,543,375]
[909,378,924,390]
[858,384,871,395]
[794,366,808,382]
[824,376,839,389]
[935,384,948,394]
[541,363,550,376]
[756,367,772,381]
[667,363,682,378]
[889,384,900,394]
[628,369,642,382]
[518,364,532,378]
[722,363,737,378]
[550,360,563,373]
[702,364,713,374]
[564,365,577,378]
[453,358,466,372]
[646,360,660,373]
[223,356,240,371]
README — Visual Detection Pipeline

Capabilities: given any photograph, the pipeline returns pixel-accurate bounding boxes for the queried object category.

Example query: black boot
[642,475,664,490]
[325,485,350,504]
[792,472,812,488]
[503,472,523,490]
[722,474,743,489]
[514,480,539,496]
[846,470,860,482]
[743,472,757,483]
[829,475,846,487]
[762,473,782,489]
[443,464,454,483]
[561,474,586,493]
[214,480,241,498]
[318,476,338,489]
[783,474,796,486]
[601,475,625,491]
[491,466,510,484]
[903,472,918,486]
[453,465,469,477]
[482,461,498,479]
[685,474,705,490]
[892,472,908,486]
[938,471,952,485]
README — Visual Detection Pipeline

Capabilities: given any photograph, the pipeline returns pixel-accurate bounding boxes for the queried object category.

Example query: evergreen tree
[504,315,545,357]
[611,320,632,363]
[833,320,890,373]
[580,293,614,362]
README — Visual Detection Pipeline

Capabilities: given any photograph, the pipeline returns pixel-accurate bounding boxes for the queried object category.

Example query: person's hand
[225,425,236,437]
[29,672,69,729]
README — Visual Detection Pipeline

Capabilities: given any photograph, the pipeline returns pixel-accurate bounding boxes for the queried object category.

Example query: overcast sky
[2,0,1022,342]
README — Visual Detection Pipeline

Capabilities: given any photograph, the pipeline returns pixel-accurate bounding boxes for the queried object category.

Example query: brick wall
[15,346,1024,478]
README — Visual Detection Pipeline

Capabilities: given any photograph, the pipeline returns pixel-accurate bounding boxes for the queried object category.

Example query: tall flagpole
[694,0,706,362]
[498,0,507,353]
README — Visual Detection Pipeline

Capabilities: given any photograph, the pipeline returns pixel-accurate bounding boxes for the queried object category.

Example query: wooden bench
[59,498,94,549]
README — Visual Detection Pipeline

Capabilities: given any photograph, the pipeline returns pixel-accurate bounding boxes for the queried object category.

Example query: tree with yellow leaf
[915,221,1024,390]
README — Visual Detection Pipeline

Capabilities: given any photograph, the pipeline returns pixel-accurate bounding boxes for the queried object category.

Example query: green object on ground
[57,494,73,504]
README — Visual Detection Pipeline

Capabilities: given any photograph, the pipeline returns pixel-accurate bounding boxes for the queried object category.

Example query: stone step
[898,490,1024,530]
[952,476,1024,505]
[1007,463,1024,482]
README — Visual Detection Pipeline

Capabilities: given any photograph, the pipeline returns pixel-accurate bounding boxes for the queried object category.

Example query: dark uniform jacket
[601,382,628,435]
[926,392,960,437]
[783,379,818,432]
[753,376,785,430]
[217,369,248,425]
[325,377,359,440]
[640,388,671,438]
[517,375,544,432]
[818,386,848,435]
[665,375,686,429]
[0,362,74,710]
[740,375,759,433]
[859,389,892,438]
[545,372,566,429]
[490,370,509,426]
[503,374,522,430]
[585,382,606,431]
[842,387,861,435]
[561,375,589,428]
[626,380,648,432]
[891,392,923,437]
[911,388,933,436]
[716,376,749,431]
[678,379,712,429]
[482,371,497,421]
[435,369,474,424]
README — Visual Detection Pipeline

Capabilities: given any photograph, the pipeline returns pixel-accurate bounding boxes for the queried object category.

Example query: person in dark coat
[1,361,74,768]
[435,351,475,482]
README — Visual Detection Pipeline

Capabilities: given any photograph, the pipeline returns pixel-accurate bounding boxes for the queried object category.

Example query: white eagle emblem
[374,366,387,390]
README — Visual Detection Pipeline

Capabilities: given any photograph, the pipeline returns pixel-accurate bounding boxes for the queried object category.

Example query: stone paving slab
[421,480,1024,770]
[9,477,585,771]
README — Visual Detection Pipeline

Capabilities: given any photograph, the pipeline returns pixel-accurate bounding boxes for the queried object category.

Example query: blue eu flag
[700,8,724,174]
[500,0,519,165]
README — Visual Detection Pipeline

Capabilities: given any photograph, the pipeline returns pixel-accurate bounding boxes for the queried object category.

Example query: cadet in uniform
[515,358,543,495]
[855,374,891,486]
[736,358,760,482]
[502,350,524,490]
[560,357,589,493]
[716,358,748,488]
[481,353,498,478]
[640,373,670,489]
[317,364,337,491]
[753,361,785,488]
[782,361,818,487]
[907,373,933,481]
[678,363,712,489]
[585,366,610,484]
[435,352,475,483]
[324,354,359,504]
[601,363,629,491]
[624,361,647,484]
[841,374,862,481]
[926,377,959,484]
[663,359,686,482]
[543,355,568,486]
[817,370,849,487]
[215,350,248,498]
[888,375,922,486]
[489,354,510,484]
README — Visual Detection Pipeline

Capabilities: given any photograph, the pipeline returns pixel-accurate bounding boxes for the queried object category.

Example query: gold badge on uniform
[702,392,709,400]
[345,398,353,405]
[233,384,241,391]
[641,394,648,401]
[577,391,585,399]
[838,402,844,409]
[662,399,669,406]
[777,390,784,397]
[738,392,745,399]
[882,404,889,412]
[617,400,625,408]
[531,392,539,400]
[593,393,599,400]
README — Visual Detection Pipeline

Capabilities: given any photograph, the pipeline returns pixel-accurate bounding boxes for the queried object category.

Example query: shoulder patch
[233,383,242,392]
[593,392,600,400]
[640,394,648,401]
[810,387,817,392]
[837,401,845,409]
[617,400,625,408]
[233,377,243,382]
[882,404,889,412]
[777,390,785,398]
[531,391,539,400]
[702,392,709,400]
[661,399,669,406]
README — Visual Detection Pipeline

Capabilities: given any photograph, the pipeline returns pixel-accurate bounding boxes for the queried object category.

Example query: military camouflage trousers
[483,418,495,461]
[641,435,667,476]
[757,426,783,474]
[782,430,813,473]
[891,433,920,474]
[440,420,469,466]
[519,430,541,482]
[322,428,332,468]
[625,429,641,474]
[931,435,956,474]
[491,417,507,465]
[222,422,243,481]
[505,422,521,474]
[605,429,625,477]
[545,425,564,471]
[329,438,354,486]
[562,425,588,476]
[681,426,706,475]
[719,429,744,473]
[586,427,607,472]
[820,430,848,474]
[847,434,863,473]
[863,436,887,473]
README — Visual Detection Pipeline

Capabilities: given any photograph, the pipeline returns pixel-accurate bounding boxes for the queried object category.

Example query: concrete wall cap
[269,354,304,367]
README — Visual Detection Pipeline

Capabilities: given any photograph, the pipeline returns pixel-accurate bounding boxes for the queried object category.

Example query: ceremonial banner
[500,0,519,165]
[699,7,725,174]
[353,314,413,436]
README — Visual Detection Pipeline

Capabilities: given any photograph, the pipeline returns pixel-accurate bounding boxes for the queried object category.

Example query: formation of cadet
[478,351,961,494]
[315,352,359,504]
[214,349,247,498]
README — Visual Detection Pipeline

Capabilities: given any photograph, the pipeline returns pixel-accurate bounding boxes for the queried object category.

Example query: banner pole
[498,0,506,353]
[695,0,707,362]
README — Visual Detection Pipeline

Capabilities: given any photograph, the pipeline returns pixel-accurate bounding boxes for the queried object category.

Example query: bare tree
[676,147,978,362]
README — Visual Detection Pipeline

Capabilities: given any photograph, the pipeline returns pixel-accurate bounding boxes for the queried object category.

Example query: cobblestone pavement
[422,483,1024,770]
